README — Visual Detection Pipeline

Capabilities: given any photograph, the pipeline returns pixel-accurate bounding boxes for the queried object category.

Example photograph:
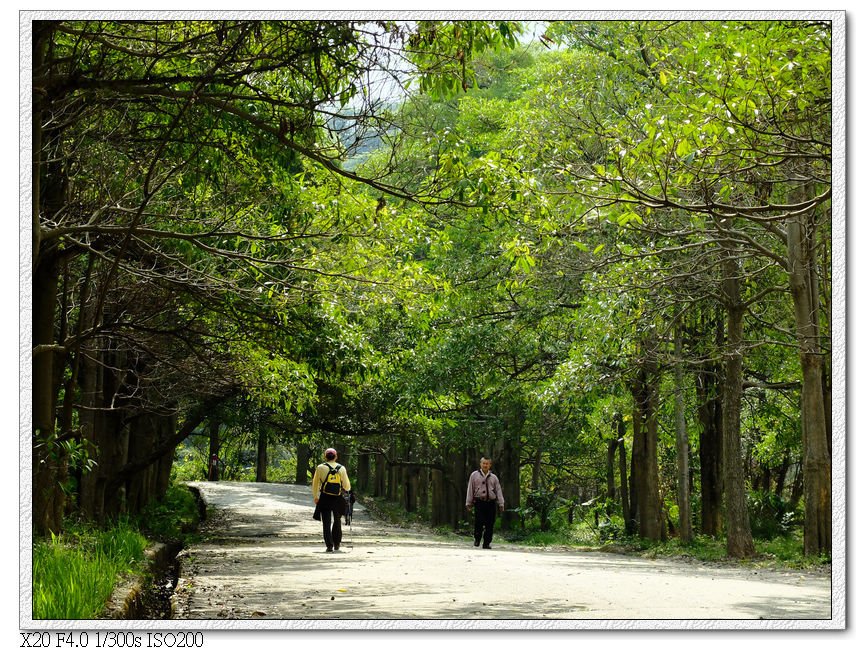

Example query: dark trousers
[321,507,343,549]
[473,500,497,547]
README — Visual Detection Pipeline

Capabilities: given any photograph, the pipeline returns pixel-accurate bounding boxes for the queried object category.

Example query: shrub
[136,484,201,542]
[747,490,796,540]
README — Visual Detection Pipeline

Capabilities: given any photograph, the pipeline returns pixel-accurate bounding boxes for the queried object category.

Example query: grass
[32,519,148,619]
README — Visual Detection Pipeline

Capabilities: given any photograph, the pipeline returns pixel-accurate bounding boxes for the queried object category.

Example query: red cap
[325,448,337,458]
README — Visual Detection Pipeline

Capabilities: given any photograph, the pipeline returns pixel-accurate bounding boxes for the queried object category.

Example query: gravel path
[172,481,832,624]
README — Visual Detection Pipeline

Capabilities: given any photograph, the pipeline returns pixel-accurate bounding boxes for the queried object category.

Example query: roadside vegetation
[32,484,201,619]
[359,491,829,572]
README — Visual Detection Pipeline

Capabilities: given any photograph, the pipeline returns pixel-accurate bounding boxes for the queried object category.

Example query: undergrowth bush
[747,490,797,540]
[136,484,201,542]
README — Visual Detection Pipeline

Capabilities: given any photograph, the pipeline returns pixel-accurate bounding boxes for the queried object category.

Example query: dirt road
[172,481,831,623]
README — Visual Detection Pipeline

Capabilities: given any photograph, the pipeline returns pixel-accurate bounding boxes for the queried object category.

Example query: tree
[542,19,831,556]
[30,19,521,535]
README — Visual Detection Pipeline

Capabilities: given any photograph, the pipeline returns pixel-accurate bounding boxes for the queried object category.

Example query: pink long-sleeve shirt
[466,470,504,507]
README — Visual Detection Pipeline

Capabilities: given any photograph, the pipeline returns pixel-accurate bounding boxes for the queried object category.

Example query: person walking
[312,448,351,552]
[465,456,505,549]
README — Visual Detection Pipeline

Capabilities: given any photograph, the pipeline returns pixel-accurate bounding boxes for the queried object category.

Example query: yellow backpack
[322,463,343,496]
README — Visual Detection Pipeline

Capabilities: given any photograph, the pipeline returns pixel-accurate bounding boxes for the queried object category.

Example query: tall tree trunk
[606,437,618,505]
[494,434,521,531]
[255,429,268,482]
[355,450,370,493]
[675,327,693,543]
[628,432,639,528]
[630,359,665,541]
[386,442,398,502]
[616,415,633,535]
[787,204,832,557]
[33,261,63,536]
[449,448,466,530]
[374,451,387,497]
[32,52,63,531]
[696,362,724,536]
[78,345,101,520]
[417,466,429,516]
[720,242,755,558]
[155,415,176,499]
[294,441,311,485]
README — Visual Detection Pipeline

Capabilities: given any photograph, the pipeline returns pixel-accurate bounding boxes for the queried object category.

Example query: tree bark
[255,429,268,482]
[675,327,693,543]
[720,244,755,558]
[787,205,832,557]
[616,416,632,535]
[355,449,370,493]
[430,467,446,526]
[33,258,63,536]
[494,434,521,531]
[294,441,311,485]
[606,437,618,506]
[32,28,64,530]
[630,359,665,541]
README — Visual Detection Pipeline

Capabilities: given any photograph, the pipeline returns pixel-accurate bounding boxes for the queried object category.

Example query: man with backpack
[312,448,351,552]
[465,456,505,549]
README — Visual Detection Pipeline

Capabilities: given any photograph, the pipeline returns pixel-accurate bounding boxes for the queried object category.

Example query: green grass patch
[32,519,148,619]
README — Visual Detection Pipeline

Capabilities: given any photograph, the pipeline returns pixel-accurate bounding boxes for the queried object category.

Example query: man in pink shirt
[465,456,505,549]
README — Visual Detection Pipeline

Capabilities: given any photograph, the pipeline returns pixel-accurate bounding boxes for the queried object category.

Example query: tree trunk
[720,245,755,558]
[374,452,387,497]
[417,466,429,516]
[78,345,102,521]
[628,432,639,529]
[531,446,542,492]
[449,448,467,530]
[406,467,419,513]
[675,328,693,543]
[355,450,370,493]
[294,441,311,485]
[494,435,521,531]
[155,415,175,499]
[787,206,832,557]
[616,416,633,535]
[32,257,63,536]
[606,437,617,505]
[256,429,268,482]
[630,359,665,541]
[387,449,398,502]
[696,363,724,536]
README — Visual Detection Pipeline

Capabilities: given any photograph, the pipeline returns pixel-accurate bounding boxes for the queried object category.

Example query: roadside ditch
[102,485,206,620]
